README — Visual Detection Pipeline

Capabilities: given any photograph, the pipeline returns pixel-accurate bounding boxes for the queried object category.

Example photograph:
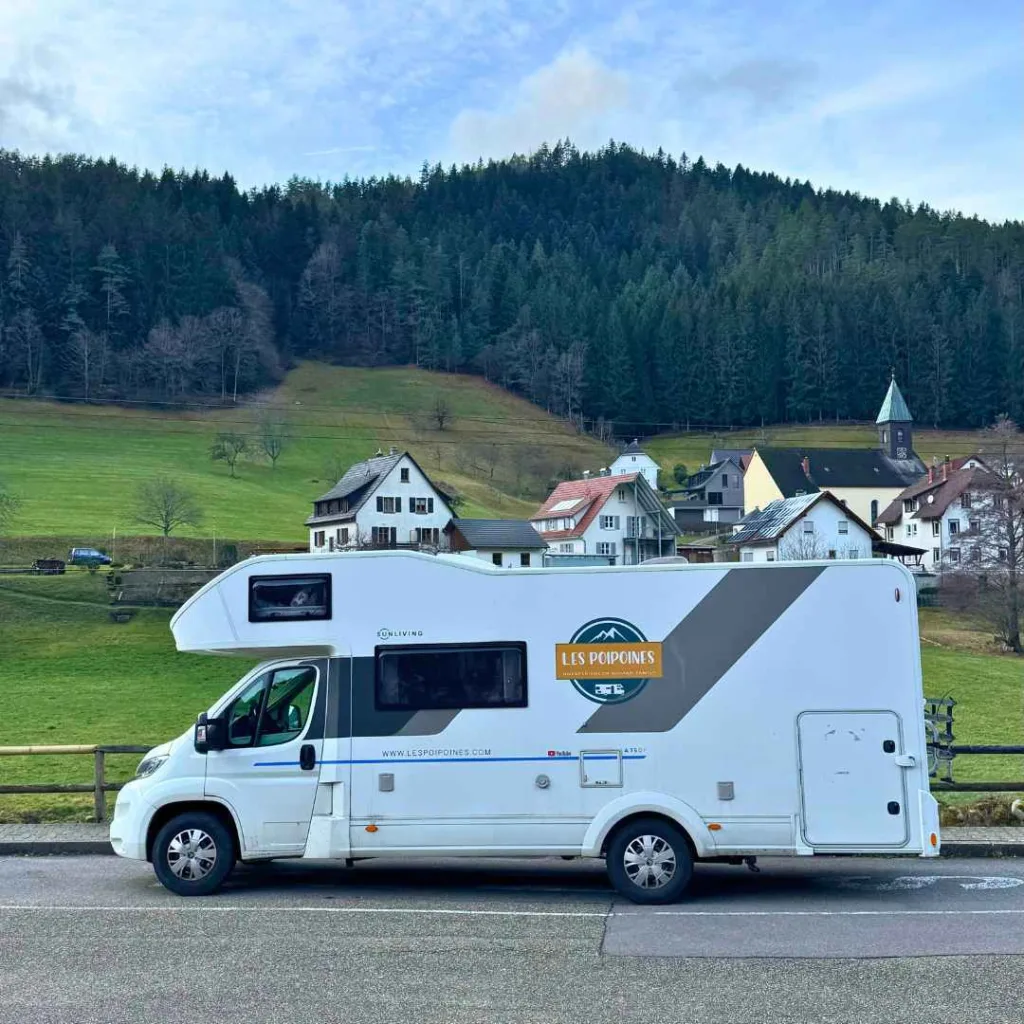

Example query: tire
[152,811,236,897]
[605,817,694,905]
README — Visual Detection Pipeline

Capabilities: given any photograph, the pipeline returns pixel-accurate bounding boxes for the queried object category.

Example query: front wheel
[152,812,235,897]
[605,817,694,904]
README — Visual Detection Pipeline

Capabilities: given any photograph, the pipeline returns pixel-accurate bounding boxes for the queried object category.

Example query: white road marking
[839,875,1024,892]
[2,905,1024,918]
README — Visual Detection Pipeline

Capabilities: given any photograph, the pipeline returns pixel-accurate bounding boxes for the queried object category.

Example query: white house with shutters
[307,448,453,552]
[876,458,993,571]
[731,491,880,564]
[610,440,660,490]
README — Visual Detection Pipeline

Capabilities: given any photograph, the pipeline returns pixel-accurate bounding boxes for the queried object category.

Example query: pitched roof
[532,472,679,538]
[876,465,994,525]
[710,448,752,468]
[756,447,925,494]
[621,439,645,455]
[731,491,875,547]
[730,493,820,545]
[306,450,452,526]
[876,377,913,424]
[685,458,742,493]
[448,518,547,550]
[315,452,403,504]
[531,474,630,538]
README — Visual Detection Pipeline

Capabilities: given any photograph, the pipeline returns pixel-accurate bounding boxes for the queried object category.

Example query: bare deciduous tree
[211,432,250,478]
[431,394,454,431]
[779,532,829,560]
[64,327,107,400]
[132,477,204,537]
[956,416,1024,653]
[256,411,288,468]
[470,442,502,481]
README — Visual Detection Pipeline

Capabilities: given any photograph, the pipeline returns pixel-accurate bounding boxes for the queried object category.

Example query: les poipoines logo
[555,617,662,705]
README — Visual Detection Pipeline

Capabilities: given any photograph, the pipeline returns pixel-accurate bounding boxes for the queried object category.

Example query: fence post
[93,749,106,822]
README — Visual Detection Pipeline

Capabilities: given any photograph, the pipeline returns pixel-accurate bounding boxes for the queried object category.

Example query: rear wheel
[152,811,235,897]
[606,817,694,904]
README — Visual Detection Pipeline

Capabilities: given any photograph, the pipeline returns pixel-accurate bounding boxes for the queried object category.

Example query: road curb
[0,842,114,856]
[941,842,1024,858]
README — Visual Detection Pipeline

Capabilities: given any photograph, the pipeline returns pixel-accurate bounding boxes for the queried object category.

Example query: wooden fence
[0,745,150,822]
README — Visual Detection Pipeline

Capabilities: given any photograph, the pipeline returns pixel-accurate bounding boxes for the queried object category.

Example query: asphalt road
[2,855,1024,1023]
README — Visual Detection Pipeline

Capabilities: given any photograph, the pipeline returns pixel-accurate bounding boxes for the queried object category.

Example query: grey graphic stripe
[395,710,461,736]
[578,566,825,733]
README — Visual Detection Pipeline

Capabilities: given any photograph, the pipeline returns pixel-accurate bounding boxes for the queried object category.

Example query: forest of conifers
[0,142,1020,431]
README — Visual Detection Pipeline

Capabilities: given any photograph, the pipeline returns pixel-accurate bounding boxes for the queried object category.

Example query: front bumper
[108,781,152,861]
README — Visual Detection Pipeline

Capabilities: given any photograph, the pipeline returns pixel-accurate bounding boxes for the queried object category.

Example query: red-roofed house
[531,471,679,565]
[876,457,994,571]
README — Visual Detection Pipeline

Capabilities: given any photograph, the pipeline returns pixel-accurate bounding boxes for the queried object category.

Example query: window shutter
[376,497,383,512]
[428,497,434,513]
[395,497,402,513]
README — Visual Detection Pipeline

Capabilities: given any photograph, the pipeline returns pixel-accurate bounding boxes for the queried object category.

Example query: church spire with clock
[876,371,913,461]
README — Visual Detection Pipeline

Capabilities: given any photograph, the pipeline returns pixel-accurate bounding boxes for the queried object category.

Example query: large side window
[249,574,331,623]
[225,666,318,747]
[375,643,527,711]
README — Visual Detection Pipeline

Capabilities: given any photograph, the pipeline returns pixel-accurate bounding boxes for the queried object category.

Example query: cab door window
[225,666,318,748]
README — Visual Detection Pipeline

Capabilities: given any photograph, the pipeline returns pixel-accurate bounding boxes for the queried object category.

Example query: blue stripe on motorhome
[252,754,648,767]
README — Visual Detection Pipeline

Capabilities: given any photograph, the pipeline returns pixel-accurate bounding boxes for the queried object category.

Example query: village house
[444,518,548,568]
[731,491,880,564]
[531,470,679,565]
[876,457,993,571]
[610,440,660,489]
[743,376,926,529]
[307,448,453,553]
[666,457,746,532]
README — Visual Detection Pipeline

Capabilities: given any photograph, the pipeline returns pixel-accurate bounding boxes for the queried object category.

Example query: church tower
[876,372,913,461]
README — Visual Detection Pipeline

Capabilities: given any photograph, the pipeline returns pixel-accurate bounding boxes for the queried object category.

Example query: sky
[0,0,1020,222]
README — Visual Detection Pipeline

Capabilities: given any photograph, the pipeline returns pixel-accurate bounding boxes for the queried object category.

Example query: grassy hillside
[646,424,989,483]
[0,362,613,544]
[0,574,1018,822]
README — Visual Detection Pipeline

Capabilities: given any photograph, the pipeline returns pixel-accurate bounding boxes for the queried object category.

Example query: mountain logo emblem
[555,617,663,705]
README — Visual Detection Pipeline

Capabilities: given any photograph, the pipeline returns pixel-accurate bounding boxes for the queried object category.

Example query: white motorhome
[110,552,940,903]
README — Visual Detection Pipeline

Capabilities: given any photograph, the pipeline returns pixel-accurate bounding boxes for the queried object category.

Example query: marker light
[365,824,379,833]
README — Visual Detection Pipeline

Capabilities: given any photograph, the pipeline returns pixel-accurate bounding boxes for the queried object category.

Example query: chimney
[582,470,591,480]
[389,446,398,456]
[801,456,811,478]
[928,466,934,484]
[599,467,608,477]
[942,461,949,482]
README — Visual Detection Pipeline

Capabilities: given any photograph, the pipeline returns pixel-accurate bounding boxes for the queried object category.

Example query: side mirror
[195,712,226,753]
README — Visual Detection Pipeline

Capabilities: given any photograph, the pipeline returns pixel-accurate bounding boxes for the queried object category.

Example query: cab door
[205,661,325,856]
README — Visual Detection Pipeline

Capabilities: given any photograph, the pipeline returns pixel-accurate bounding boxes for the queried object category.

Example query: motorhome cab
[110,552,939,903]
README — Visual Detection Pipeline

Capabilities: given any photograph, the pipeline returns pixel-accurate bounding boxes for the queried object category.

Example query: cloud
[449,47,631,162]
[677,57,817,108]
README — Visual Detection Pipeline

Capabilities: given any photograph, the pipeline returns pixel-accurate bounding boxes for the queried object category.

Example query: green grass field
[1,362,994,552]
[0,574,1019,822]
[0,362,613,545]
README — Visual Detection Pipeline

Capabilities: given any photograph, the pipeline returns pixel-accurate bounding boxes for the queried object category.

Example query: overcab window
[249,574,331,622]
[375,643,527,711]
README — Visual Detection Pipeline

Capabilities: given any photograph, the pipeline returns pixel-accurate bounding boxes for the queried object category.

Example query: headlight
[135,755,168,779]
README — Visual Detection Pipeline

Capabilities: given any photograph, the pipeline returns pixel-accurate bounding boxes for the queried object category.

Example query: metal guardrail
[0,745,150,822]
